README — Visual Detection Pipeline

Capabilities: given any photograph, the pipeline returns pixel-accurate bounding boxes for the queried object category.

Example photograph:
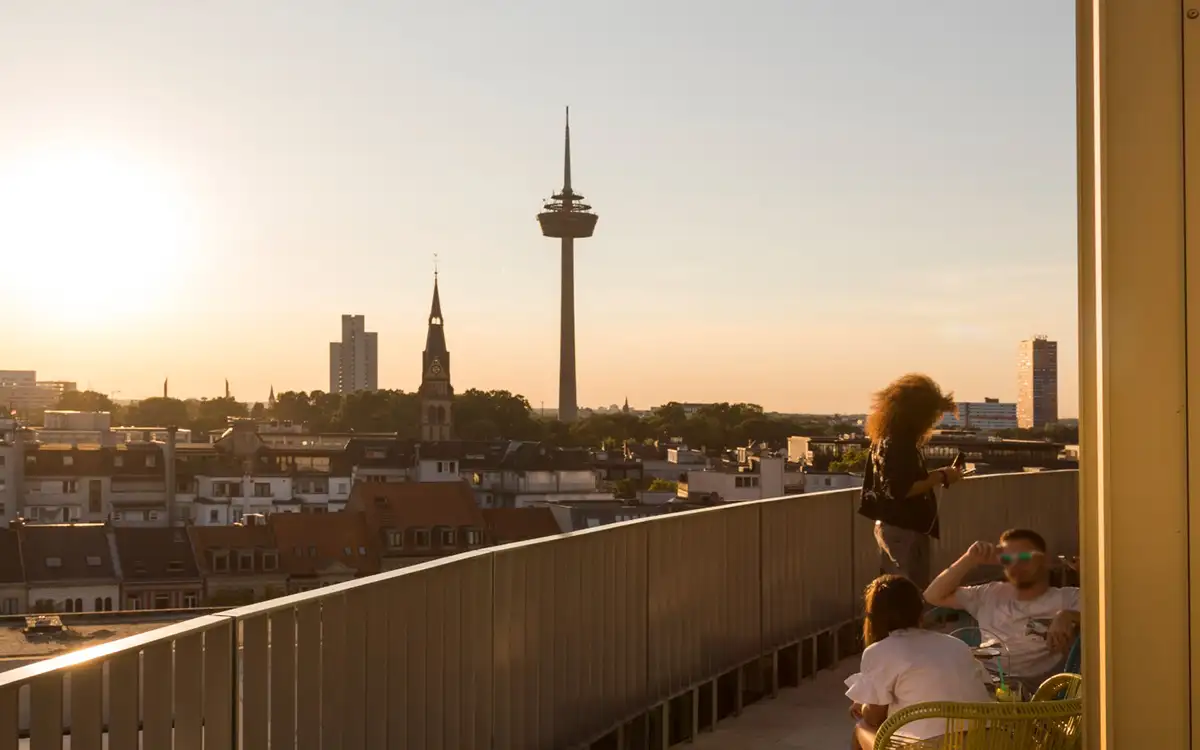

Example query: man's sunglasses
[999,551,1041,565]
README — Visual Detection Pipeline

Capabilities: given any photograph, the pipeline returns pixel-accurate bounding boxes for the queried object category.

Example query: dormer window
[413,529,431,548]
[211,550,229,572]
[146,455,157,468]
[440,529,456,546]
[86,556,101,567]
[166,561,185,574]
[114,456,124,467]
[45,557,61,568]
[237,551,254,571]
[62,456,73,467]
[386,529,403,549]
[262,551,278,571]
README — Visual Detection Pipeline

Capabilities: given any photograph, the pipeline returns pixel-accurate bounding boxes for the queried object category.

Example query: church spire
[429,273,443,325]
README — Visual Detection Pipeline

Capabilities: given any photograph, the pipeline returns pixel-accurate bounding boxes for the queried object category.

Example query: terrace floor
[691,657,859,749]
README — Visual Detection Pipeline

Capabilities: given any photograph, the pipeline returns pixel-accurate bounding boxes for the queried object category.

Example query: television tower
[537,107,598,423]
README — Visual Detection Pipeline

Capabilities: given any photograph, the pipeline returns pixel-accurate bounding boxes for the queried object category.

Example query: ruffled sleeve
[844,644,895,706]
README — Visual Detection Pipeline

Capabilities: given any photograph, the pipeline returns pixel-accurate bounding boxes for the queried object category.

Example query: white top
[957,582,1081,679]
[845,629,991,740]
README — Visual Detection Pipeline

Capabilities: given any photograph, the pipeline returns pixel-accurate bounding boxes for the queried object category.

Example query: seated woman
[847,575,991,749]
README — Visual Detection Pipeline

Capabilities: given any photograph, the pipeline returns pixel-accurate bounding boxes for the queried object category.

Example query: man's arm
[924,542,995,609]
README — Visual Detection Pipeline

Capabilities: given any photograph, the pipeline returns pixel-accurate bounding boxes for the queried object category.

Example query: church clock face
[430,359,443,376]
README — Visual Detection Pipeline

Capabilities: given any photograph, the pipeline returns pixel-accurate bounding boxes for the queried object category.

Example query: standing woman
[859,374,962,589]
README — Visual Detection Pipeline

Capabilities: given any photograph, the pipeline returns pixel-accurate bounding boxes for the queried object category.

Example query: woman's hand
[940,466,964,485]
[849,702,864,720]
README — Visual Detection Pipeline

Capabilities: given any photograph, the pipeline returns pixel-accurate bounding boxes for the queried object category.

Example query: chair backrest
[873,698,1083,749]
[1033,673,1083,702]
[1062,635,1081,675]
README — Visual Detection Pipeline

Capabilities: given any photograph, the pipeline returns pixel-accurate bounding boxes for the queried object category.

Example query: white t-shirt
[844,629,991,740]
[957,582,1081,680]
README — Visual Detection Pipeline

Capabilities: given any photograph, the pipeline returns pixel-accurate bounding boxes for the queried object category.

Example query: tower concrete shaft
[537,107,597,423]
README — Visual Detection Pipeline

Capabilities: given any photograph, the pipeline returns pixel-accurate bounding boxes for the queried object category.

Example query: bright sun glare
[0,148,192,321]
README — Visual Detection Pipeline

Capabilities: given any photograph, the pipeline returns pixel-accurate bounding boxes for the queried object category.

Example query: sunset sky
[0,1,1078,414]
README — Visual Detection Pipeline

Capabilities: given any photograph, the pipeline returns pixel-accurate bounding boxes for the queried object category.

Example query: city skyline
[0,2,1078,415]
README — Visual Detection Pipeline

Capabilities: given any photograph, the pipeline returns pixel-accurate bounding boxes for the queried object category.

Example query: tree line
[45,389,860,449]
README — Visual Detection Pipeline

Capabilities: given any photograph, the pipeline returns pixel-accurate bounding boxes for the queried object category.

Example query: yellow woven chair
[1032,673,1083,702]
[872,698,1083,749]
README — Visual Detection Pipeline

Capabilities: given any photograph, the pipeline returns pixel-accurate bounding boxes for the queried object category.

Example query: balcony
[0,470,1077,748]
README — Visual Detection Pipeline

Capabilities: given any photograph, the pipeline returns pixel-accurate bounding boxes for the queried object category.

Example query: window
[73,598,83,613]
[61,480,78,493]
[365,448,386,460]
[1,598,18,614]
[824,477,832,487]
[63,598,73,613]
[209,509,220,523]
[94,597,103,612]
[104,597,112,611]
[449,461,457,473]
[85,556,101,567]
[88,479,102,513]
[166,561,185,574]
[212,551,230,572]
[414,529,431,548]
[148,510,159,521]
[440,529,456,546]
[0,455,3,467]
[465,529,483,546]
[238,550,254,571]
[113,455,124,467]
[62,456,73,467]
[146,454,156,468]
[308,546,317,558]
[343,546,352,556]
[45,557,61,568]
[335,482,348,494]
[358,546,366,555]
[183,592,198,608]
[154,593,171,609]
[254,483,271,498]
[436,461,444,473]
[263,552,278,571]
[374,496,387,507]
[128,595,141,610]
[386,530,404,548]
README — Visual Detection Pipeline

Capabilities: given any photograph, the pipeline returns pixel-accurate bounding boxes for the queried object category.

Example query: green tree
[122,397,191,428]
[829,447,868,473]
[613,478,639,500]
[54,390,115,413]
[454,390,541,440]
[648,478,678,493]
[188,397,249,436]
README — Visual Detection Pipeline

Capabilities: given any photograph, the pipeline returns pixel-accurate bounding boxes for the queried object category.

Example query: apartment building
[1018,335,1059,429]
[329,314,378,394]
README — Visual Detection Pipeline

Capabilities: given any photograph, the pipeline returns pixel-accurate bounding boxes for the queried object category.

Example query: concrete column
[1077,0,1194,744]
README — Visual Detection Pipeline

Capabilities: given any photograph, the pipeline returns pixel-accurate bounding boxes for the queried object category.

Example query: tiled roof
[19,524,117,582]
[347,480,485,531]
[481,508,563,543]
[269,512,380,576]
[187,524,278,576]
[112,528,200,581]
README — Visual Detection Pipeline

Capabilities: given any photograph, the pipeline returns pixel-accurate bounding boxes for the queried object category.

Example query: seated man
[924,528,1080,695]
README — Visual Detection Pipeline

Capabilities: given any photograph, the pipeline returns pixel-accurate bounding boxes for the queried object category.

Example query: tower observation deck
[537,107,597,423]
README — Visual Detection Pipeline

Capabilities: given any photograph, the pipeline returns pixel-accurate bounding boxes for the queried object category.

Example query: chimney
[165,426,178,527]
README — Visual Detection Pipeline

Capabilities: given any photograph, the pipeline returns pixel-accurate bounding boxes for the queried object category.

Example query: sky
[0,1,1079,415]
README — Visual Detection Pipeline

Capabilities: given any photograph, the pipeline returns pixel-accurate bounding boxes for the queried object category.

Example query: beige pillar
[1078,0,1194,745]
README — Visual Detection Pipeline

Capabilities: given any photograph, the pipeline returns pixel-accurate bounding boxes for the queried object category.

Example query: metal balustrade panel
[647,502,762,701]
[761,489,858,648]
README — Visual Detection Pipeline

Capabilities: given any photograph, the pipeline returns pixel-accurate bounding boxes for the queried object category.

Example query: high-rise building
[418,274,453,441]
[328,315,378,394]
[1017,336,1058,429]
[537,108,598,423]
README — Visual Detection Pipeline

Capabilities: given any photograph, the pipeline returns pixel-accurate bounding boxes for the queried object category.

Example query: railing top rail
[0,614,231,689]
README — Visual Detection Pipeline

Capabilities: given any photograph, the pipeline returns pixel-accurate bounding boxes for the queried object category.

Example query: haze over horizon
[0,2,1078,416]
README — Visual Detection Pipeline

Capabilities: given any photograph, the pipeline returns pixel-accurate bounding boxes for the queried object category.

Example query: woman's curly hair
[865,373,955,443]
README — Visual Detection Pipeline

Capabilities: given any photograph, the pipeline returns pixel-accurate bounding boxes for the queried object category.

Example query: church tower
[419,273,454,441]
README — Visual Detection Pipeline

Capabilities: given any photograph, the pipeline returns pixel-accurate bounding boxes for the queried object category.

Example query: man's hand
[1047,611,1078,653]
[964,541,999,567]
